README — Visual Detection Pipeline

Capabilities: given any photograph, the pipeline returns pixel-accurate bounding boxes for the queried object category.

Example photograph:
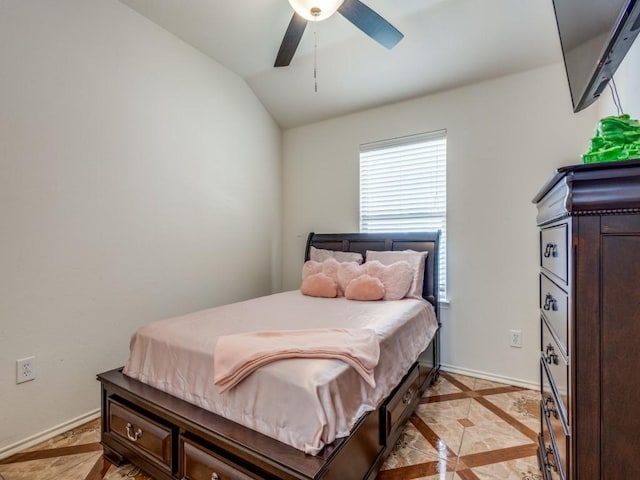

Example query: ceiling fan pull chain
[313,20,318,93]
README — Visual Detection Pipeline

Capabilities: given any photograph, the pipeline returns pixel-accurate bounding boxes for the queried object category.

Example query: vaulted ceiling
[117,0,562,128]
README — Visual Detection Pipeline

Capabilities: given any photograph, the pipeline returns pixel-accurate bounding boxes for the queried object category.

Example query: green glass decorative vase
[582,114,640,164]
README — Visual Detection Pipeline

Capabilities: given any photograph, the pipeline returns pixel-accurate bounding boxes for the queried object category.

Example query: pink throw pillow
[365,260,414,300]
[301,258,342,296]
[365,250,427,299]
[302,258,340,278]
[337,262,366,294]
[345,274,385,301]
[301,273,338,298]
[309,246,363,264]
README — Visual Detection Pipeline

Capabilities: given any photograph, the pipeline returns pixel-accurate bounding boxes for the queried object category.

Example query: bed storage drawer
[180,436,264,480]
[107,398,174,472]
[380,364,420,445]
[540,224,568,284]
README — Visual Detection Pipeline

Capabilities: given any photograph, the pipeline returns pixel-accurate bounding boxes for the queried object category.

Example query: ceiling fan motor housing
[287,0,344,21]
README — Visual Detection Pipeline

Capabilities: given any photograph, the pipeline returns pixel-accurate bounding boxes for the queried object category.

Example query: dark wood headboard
[305,232,441,314]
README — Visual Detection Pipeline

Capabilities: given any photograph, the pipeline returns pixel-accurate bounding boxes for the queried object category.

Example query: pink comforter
[123,290,437,454]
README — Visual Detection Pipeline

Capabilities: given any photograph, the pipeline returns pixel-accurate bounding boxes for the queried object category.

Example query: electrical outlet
[16,356,35,384]
[510,330,522,348]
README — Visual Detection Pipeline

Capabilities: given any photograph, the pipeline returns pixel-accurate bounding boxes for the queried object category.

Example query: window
[359,130,447,298]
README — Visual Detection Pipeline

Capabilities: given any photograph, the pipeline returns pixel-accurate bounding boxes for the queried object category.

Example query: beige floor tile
[380,454,456,480]
[396,422,442,457]
[422,420,466,458]
[458,420,533,456]
[0,452,99,480]
[444,373,476,390]
[466,399,510,426]
[418,398,473,424]
[412,471,461,480]
[471,455,543,480]
[482,390,541,432]
[50,451,102,480]
[416,399,472,456]
[382,446,443,471]
[472,377,512,391]
[23,418,101,452]
[381,420,458,472]
[425,377,464,396]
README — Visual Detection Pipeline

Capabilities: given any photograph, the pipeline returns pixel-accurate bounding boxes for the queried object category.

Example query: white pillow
[310,246,364,264]
[365,250,428,299]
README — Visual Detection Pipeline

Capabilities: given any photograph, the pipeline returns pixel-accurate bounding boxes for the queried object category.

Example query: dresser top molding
[533,158,640,225]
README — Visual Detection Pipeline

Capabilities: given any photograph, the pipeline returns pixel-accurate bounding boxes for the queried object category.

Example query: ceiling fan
[274,0,404,67]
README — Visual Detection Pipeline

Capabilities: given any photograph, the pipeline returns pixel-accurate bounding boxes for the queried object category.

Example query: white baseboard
[440,364,539,391]
[0,409,101,461]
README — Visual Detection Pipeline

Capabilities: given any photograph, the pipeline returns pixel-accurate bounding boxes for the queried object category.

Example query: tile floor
[378,372,542,480]
[0,372,542,480]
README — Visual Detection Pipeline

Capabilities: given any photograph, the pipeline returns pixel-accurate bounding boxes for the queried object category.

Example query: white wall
[282,63,598,386]
[0,0,281,452]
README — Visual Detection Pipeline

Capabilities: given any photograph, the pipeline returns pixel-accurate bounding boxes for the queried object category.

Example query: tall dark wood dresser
[533,159,640,480]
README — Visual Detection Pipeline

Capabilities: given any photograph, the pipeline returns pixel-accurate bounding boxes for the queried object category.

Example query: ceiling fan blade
[274,13,308,67]
[338,0,403,49]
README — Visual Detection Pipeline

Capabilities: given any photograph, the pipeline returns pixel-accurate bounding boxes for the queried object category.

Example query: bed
[98,231,441,480]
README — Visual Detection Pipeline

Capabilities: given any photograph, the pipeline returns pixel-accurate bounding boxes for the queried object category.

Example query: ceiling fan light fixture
[287,0,344,21]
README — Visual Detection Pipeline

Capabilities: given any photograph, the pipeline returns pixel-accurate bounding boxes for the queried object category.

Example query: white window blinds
[359,130,447,297]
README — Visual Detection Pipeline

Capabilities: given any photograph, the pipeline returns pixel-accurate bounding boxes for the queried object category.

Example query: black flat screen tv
[552,0,640,112]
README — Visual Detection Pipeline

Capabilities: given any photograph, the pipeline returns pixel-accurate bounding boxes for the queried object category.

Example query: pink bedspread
[123,290,437,455]
[214,328,380,392]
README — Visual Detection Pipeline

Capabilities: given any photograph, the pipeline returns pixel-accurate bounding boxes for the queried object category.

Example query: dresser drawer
[107,399,174,471]
[539,274,568,356]
[541,360,569,478]
[541,318,569,423]
[540,224,568,284]
[380,364,420,445]
[180,436,264,480]
[539,400,567,480]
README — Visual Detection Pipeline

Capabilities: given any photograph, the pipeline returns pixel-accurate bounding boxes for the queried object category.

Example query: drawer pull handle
[545,446,558,472]
[402,389,414,405]
[544,396,559,419]
[211,473,220,480]
[543,243,558,258]
[545,344,559,365]
[543,293,558,311]
[125,422,143,442]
